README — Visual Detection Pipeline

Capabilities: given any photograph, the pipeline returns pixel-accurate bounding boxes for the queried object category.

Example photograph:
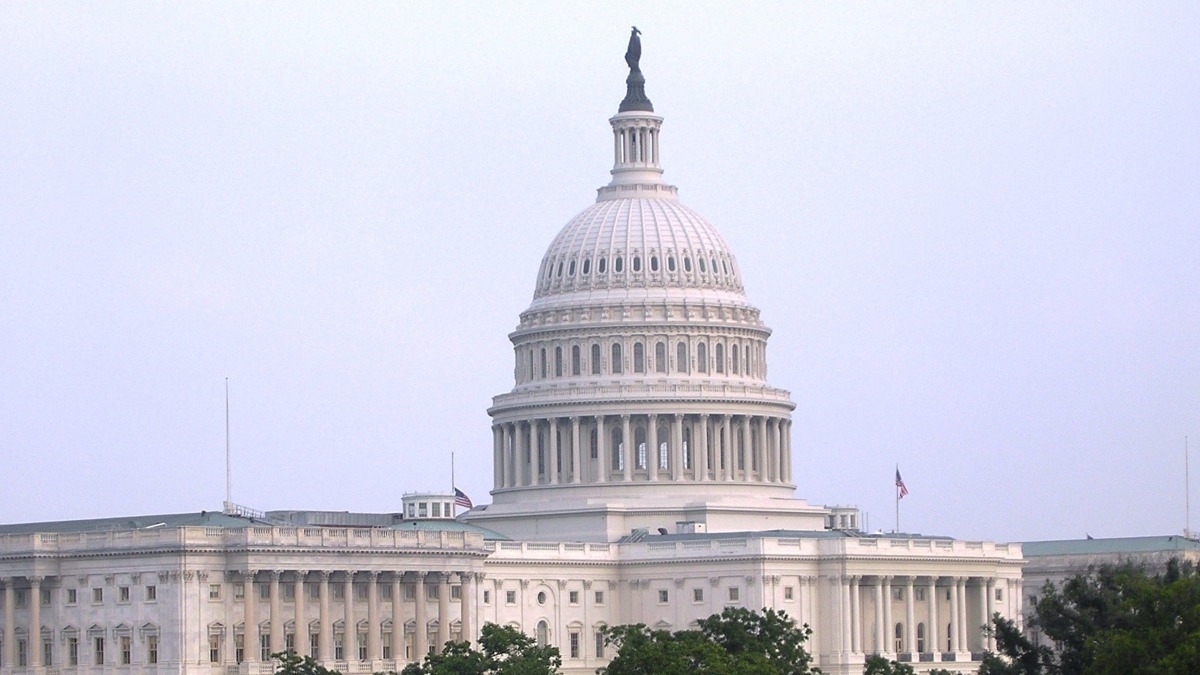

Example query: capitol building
[0,34,1022,675]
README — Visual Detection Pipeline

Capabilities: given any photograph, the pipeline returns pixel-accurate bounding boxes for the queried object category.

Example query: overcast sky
[2,3,1197,543]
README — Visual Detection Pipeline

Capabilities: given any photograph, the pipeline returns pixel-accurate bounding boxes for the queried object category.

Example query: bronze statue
[625,26,642,73]
[618,26,653,113]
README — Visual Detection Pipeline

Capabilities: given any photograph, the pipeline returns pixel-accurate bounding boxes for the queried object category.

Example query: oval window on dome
[650,256,659,272]
[598,257,607,274]
[667,257,676,272]
[568,260,576,276]
[722,260,729,275]
[699,257,707,273]
[543,262,552,280]
[556,261,564,278]
[582,258,591,275]
[711,258,719,275]
[632,256,642,272]
[683,257,692,272]
[614,256,624,273]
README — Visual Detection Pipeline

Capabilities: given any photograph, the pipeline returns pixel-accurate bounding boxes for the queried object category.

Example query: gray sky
[2,3,1197,543]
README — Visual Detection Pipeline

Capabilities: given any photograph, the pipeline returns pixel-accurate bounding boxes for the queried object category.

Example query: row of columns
[493,413,793,489]
[614,120,660,167]
[835,575,1003,660]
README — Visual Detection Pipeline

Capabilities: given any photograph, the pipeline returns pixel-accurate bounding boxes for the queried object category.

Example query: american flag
[895,469,909,499]
[454,488,473,510]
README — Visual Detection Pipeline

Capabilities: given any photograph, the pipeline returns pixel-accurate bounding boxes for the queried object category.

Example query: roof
[623,528,956,544]
[390,519,510,541]
[0,511,267,535]
[1023,535,1200,557]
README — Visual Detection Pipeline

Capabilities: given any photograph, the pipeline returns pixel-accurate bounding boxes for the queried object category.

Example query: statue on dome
[625,26,642,73]
[618,26,653,113]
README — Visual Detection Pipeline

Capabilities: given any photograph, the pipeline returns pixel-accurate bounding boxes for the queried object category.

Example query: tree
[600,607,820,675]
[862,655,914,675]
[273,652,342,675]
[399,623,561,675]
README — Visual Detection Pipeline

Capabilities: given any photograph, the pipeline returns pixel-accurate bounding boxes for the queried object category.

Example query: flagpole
[451,451,456,493]
[895,464,900,533]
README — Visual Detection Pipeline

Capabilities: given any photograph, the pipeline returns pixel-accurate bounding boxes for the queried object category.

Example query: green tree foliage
[601,607,820,675]
[398,623,561,675]
[980,559,1200,675]
[862,654,914,675]
[273,652,342,675]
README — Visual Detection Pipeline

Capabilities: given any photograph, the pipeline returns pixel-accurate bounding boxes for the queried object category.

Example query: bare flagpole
[451,451,456,493]
[224,378,232,515]
[1186,436,1191,538]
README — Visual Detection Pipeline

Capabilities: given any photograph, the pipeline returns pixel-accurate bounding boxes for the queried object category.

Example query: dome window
[722,260,729,275]
[633,342,645,373]
[655,342,667,373]
[556,261,564,278]
[614,257,624,273]
[568,260,576,276]
[667,257,676,272]
[683,257,692,272]
[611,343,623,374]
[650,256,659,272]
[582,258,591,275]
[591,344,602,375]
[699,257,707,273]
[710,258,719,275]
[598,257,607,274]
[632,256,642,272]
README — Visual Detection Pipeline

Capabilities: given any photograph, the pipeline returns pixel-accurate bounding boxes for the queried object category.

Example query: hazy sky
[2,3,1197,543]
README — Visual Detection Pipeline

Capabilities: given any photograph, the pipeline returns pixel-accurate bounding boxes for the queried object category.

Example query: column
[782,420,792,483]
[3,581,13,670]
[720,416,732,481]
[978,580,989,652]
[570,417,582,484]
[757,416,768,481]
[958,578,969,654]
[647,414,659,481]
[697,414,710,480]
[596,415,607,482]
[874,578,885,654]
[882,576,893,655]
[29,577,42,667]
[318,571,332,661]
[671,414,684,480]
[343,574,356,663]
[436,575,450,649]
[531,420,542,486]
[948,578,960,653]
[390,574,404,665]
[772,418,783,482]
[928,578,940,657]
[413,573,427,659]
[840,577,852,656]
[295,572,308,658]
[986,579,996,651]
[367,573,380,661]
[621,415,633,482]
[739,417,751,480]
[905,578,916,657]
[270,571,284,655]
[849,576,861,654]
[459,574,474,645]
[548,418,559,485]
[514,422,526,486]
[245,571,260,664]
[493,425,504,489]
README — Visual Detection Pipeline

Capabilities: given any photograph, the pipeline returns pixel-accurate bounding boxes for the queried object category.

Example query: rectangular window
[333,585,344,599]
[657,589,669,604]
[483,590,491,605]
[381,633,391,660]
[358,635,367,661]
[451,585,461,600]
[418,503,427,518]
[568,590,579,605]
[693,588,704,603]
[594,590,605,606]
[18,639,27,667]
[310,634,319,659]
[121,635,132,664]
[15,590,26,608]
[261,584,271,600]
[236,635,245,664]
[262,634,271,661]
[40,588,51,605]
[94,637,106,665]
[892,587,904,601]
[404,584,416,601]
[286,634,296,654]
[334,635,344,661]
[915,587,926,602]
[569,631,580,659]
[148,635,159,664]
[595,631,605,658]
[425,584,437,601]
[285,584,296,600]
[995,588,1004,601]
[357,584,368,600]
[209,635,221,663]
[728,587,740,602]
[310,584,321,600]
[380,585,391,600]
[66,588,77,605]
[783,586,794,601]
[93,588,104,604]
[43,638,53,666]
[119,586,131,602]
[146,585,157,601]
[431,503,441,518]
[209,584,222,600]
[68,637,79,666]
[505,590,516,605]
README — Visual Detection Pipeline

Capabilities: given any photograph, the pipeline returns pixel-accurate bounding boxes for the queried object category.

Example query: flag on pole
[454,488,473,510]
[895,469,909,499]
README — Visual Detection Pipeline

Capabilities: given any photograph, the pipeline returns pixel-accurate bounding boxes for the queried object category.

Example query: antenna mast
[1187,436,1191,539]
[224,378,233,515]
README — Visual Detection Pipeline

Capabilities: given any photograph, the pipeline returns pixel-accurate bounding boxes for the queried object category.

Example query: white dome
[529,195,747,312]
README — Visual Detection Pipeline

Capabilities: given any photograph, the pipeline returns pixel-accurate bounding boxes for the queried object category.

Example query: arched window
[556,261,563,278]
[540,348,547,378]
[632,256,641,272]
[598,257,607,274]
[589,428,598,459]
[917,623,926,653]
[677,342,689,373]
[745,346,751,376]
[715,343,725,373]
[615,256,623,273]
[682,427,692,469]
[611,343,623,374]
[655,342,666,373]
[699,257,707,273]
[894,623,904,652]
[710,258,719,275]
[555,347,563,377]
[658,425,669,469]
[591,344,602,375]
[683,257,691,272]
[633,343,645,373]
[536,621,549,647]
[571,346,581,376]
[697,343,708,373]
[567,260,576,276]
[731,344,740,374]
[611,427,623,471]
[667,257,676,272]
[650,256,659,272]
[582,258,591,275]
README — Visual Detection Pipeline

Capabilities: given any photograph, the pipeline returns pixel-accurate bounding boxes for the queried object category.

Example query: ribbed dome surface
[529,197,746,310]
